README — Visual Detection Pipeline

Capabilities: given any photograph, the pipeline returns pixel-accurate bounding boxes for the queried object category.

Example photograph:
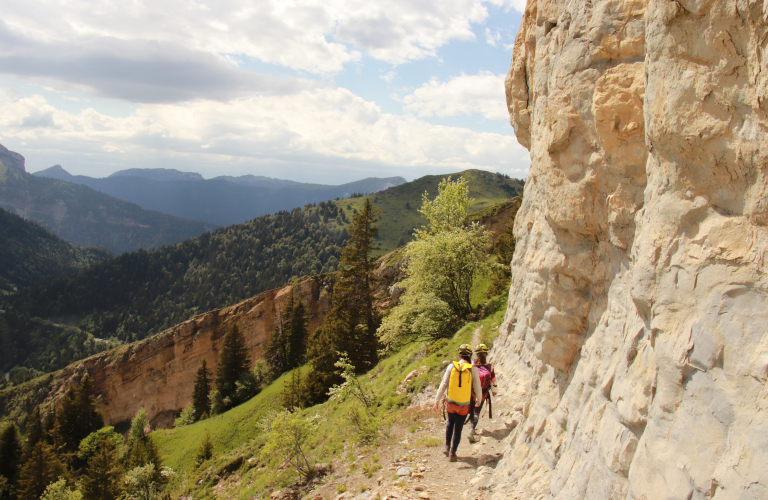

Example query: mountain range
[35,164,406,226]
[0,144,218,255]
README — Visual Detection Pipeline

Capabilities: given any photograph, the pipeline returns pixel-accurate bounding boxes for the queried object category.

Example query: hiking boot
[449,452,458,462]
[467,429,477,443]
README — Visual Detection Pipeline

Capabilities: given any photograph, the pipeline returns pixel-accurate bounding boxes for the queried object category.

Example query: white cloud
[485,28,502,47]
[1,0,523,80]
[401,72,508,121]
[381,72,397,83]
[0,87,529,183]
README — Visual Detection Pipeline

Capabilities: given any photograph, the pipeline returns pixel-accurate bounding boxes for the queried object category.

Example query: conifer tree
[191,359,211,421]
[80,437,122,500]
[215,323,251,410]
[24,407,44,457]
[285,297,308,371]
[54,375,104,456]
[264,304,290,376]
[16,442,67,500]
[193,432,214,468]
[304,198,381,404]
[125,409,162,486]
[0,423,22,493]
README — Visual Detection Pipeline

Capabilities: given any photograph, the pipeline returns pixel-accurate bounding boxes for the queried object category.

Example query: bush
[173,405,195,428]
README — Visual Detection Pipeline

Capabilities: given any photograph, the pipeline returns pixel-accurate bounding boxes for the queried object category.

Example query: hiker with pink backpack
[467,343,498,443]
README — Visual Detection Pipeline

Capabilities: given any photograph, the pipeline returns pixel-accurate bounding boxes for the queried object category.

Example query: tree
[16,442,67,500]
[306,198,382,402]
[193,432,213,469]
[79,436,123,500]
[125,409,162,486]
[122,464,162,500]
[260,410,322,482]
[215,323,251,411]
[53,374,104,456]
[280,369,308,410]
[378,177,491,347]
[191,359,211,421]
[39,479,81,500]
[0,423,22,494]
[487,197,522,297]
[24,406,44,457]
[285,297,308,371]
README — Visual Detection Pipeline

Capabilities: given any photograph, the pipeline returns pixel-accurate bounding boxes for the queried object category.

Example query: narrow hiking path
[299,327,520,500]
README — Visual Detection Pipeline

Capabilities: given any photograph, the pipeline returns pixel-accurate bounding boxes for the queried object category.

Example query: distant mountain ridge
[0,144,218,255]
[34,166,407,226]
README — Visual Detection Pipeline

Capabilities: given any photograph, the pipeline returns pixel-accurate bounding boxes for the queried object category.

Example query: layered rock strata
[494,1,768,499]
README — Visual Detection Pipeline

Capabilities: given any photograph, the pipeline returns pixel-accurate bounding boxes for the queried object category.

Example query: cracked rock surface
[495,1,768,498]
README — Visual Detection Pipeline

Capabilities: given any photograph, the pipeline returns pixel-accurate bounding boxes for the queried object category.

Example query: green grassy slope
[154,301,507,498]
[337,170,522,254]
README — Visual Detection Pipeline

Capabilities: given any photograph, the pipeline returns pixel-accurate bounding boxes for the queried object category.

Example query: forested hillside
[4,202,349,347]
[0,144,218,254]
[0,208,112,294]
[344,169,523,253]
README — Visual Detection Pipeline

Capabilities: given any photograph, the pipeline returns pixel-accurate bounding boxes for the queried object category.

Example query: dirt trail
[305,328,519,500]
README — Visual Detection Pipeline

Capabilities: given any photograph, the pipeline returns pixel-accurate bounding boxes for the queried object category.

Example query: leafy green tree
[215,324,251,411]
[53,374,104,456]
[16,442,67,500]
[193,432,214,469]
[378,177,491,347]
[77,427,123,466]
[0,423,22,495]
[260,410,322,481]
[39,478,81,500]
[125,409,162,486]
[173,405,195,428]
[79,436,123,500]
[122,463,162,500]
[191,359,211,421]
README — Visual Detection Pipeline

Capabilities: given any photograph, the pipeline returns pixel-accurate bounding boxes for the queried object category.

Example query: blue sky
[0,0,529,184]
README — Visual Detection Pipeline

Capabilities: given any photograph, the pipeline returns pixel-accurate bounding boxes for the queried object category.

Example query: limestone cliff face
[493,1,768,499]
[57,276,332,428]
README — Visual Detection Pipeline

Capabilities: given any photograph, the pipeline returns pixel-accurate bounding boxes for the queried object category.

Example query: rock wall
[493,1,768,499]
[38,277,333,428]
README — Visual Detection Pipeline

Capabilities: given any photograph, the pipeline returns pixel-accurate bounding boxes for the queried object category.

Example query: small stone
[396,467,412,477]
[270,491,282,499]
[470,476,483,485]
[418,493,430,499]
[377,476,384,485]
[418,466,426,472]
[414,486,426,492]
[412,473,424,478]
[356,491,371,500]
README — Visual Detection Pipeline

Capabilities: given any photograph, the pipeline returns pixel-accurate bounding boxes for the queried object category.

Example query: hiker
[467,343,498,443]
[432,344,482,462]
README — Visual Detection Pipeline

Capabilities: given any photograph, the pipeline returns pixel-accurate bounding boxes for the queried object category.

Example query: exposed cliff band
[494,1,768,499]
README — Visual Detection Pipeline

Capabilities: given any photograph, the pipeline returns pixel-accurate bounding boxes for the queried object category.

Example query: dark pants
[445,411,466,453]
[469,397,485,430]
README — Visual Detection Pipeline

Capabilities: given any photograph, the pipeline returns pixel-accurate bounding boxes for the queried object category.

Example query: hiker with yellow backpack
[432,344,482,461]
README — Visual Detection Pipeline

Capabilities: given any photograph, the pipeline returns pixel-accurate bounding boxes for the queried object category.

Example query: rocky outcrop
[493,1,768,499]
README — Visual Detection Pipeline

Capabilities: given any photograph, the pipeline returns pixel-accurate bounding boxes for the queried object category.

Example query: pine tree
[24,407,44,458]
[16,442,67,500]
[280,369,308,409]
[487,197,521,297]
[54,374,104,456]
[264,305,290,376]
[304,198,382,404]
[193,432,214,468]
[0,423,22,492]
[285,297,308,371]
[125,409,162,486]
[80,437,122,500]
[215,323,251,410]
[191,359,211,421]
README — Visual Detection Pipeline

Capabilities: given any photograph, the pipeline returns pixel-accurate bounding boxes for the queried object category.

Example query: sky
[0,0,529,184]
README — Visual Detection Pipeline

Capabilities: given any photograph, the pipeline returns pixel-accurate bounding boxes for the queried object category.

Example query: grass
[335,170,522,255]
[154,295,507,499]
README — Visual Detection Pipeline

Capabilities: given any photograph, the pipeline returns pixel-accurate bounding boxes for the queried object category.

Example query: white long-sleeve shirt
[434,362,482,405]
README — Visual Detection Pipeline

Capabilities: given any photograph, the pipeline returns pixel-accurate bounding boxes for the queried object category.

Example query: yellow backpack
[447,361,472,405]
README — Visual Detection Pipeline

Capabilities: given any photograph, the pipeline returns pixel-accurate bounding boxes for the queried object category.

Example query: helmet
[474,343,489,355]
[457,344,472,356]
